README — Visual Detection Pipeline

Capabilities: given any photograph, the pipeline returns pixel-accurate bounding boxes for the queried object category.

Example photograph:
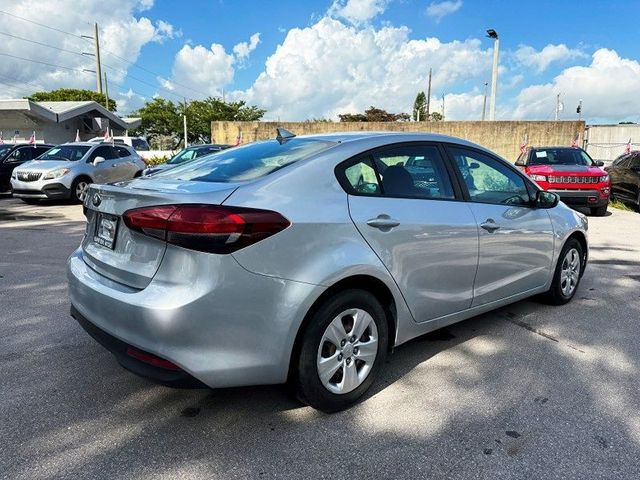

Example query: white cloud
[237,17,491,120]
[512,48,640,122]
[426,0,462,22]
[0,0,178,113]
[515,43,586,73]
[233,33,261,63]
[328,0,389,25]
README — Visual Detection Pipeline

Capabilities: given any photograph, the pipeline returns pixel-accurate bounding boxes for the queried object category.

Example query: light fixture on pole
[486,29,499,121]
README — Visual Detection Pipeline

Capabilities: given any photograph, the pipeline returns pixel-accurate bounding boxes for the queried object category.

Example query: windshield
[38,145,91,161]
[153,138,335,183]
[167,148,200,165]
[0,144,13,158]
[529,148,594,166]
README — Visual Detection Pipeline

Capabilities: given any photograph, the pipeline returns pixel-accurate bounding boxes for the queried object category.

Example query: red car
[515,146,610,216]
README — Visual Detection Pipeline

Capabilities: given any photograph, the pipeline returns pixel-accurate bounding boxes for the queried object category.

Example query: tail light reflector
[123,204,290,254]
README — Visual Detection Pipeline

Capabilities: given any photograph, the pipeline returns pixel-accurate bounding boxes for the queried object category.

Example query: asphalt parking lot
[1,197,639,480]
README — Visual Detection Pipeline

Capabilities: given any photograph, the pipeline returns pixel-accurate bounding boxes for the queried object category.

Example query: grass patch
[610,199,635,212]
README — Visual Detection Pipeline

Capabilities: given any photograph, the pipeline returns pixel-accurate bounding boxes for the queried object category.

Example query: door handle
[480,218,500,233]
[367,215,400,230]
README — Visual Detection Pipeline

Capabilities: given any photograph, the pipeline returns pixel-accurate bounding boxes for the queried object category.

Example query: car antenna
[276,127,296,144]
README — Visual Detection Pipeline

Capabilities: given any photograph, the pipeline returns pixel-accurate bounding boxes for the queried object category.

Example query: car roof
[529,146,583,151]
[292,131,485,148]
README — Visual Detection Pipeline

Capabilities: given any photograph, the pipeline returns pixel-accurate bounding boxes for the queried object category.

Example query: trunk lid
[81,178,239,289]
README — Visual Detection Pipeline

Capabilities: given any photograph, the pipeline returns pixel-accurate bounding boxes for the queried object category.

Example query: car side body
[605,151,640,210]
[515,146,610,215]
[67,132,588,410]
[0,143,54,193]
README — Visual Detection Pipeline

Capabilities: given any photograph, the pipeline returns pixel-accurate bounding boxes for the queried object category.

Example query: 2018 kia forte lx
[67,131,588,412]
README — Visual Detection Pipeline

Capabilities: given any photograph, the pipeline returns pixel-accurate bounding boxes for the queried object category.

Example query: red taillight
[123,204,290,254]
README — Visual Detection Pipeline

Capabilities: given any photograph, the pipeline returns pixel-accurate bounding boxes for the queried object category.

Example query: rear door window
[89,146,116,161]
[338,157,381,195]
[373,145,455,199]
[115,146,132,158]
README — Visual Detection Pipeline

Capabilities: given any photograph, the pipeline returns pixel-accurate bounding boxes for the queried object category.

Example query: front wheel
[293,289,388,412]
[71,177,91,204]
[543,238,584,305]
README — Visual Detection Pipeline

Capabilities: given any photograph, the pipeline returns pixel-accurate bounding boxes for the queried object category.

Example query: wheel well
[566,231,588,275]
[73,174,93,185]
[134,170,143,178]
[287,275,397,382]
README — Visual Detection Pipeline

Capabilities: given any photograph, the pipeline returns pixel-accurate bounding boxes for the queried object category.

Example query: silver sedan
[67,131,588,412]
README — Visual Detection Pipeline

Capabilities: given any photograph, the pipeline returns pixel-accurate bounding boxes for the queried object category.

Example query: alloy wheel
[560,247,581,297]
[75,181,89,202]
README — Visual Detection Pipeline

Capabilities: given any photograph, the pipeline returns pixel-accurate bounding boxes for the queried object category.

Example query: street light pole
[487,29,499,121]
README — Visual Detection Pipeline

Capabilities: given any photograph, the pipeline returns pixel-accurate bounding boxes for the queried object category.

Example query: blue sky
[1,0,640,122]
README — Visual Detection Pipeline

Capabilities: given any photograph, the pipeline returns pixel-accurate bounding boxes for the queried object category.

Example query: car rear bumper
[67,246,324,389]
[549,189,609,208]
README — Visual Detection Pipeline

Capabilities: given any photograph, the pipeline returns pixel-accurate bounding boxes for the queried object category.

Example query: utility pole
[555,93,562,121]
[487,29,499,120]
[426,68,432,120]
[441,93,445,120]
[482,81,488,121]
[103,72,109,110]
[94,23,103,94]
[183,97,188,147]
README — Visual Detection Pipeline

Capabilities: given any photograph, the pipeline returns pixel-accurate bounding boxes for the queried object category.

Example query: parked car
[515,146,610,216]
[11,142,146,203]
[67,131,588,412]
[143,144,233,176]
[0,143,54,193]
[605,151,640,211]
[88,136,150,151]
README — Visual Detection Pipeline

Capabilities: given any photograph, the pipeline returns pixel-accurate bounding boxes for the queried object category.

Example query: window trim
[442,143,537,207]
[334,141,465,202]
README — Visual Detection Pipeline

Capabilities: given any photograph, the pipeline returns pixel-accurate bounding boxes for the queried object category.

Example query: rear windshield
[153,138,335,183]
[530,148,594,166]
[38,145,91,161]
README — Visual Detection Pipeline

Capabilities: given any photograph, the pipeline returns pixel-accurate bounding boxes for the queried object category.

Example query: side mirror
[93,156,106,166]
[514,158,526,167]
[469,162,480,169]
[536,190,559,209]
[595,160,605,167]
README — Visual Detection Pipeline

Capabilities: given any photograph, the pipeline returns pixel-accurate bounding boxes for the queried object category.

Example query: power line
[0,9,211,99]
[0,30,84,56]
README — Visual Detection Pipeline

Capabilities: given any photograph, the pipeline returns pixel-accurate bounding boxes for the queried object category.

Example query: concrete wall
[212,120,586,162]
[585,124,640,162]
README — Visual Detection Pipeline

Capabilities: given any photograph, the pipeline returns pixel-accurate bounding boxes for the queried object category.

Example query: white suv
[88,136,150,151]
[11,142,146,203]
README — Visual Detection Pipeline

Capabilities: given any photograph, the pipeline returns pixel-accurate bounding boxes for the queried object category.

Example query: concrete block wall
[212,120,586,162]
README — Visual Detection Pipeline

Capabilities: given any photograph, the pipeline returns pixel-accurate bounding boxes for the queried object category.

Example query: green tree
[131,96,265,148]
[413,92,427,121]
[27,88,116,111]
[339,106,410,122]
[430,111,443,121]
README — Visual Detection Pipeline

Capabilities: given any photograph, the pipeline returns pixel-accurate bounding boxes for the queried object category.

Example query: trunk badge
[92,194,102,207]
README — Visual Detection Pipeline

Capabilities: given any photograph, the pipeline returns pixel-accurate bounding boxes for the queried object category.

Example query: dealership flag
[570,133,580,148]
[103,128,113,143]
[625,138,632,155]
[519,134,528,154]
[28,131,36,145]
[75,129,80,142]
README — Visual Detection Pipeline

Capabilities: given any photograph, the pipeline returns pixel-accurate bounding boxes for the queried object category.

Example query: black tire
[70,177,92,204]
[590,205,607,216]
[293,289,389,413]
[543,238,584,305]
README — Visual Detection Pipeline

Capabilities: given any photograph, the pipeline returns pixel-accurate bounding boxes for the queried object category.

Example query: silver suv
[11,142,146,203]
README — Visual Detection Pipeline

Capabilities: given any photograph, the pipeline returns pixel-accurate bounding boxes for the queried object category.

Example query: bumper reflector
[126,346,181,371]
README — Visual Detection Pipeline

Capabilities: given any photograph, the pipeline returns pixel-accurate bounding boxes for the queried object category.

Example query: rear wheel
[71,177,91,204]
[293,289,388,412]
[590,205,607,216]
[543,238,583,305]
